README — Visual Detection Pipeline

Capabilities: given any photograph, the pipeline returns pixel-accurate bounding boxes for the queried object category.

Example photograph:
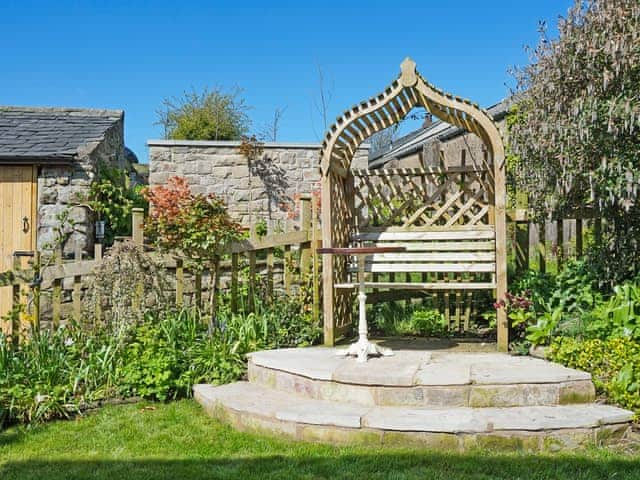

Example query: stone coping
[147,139,371,150]
[247,347,592,387]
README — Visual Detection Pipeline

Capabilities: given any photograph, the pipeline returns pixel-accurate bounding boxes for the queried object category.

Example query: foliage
[584,282,640,341]
[143,176,242,262]
[156,86,250,141]
[0,324,124,426]
[549,337,640,416]
[508,0,640,285]
[372,302,448,337]
[87,163,147,245]
[83,241,172,329]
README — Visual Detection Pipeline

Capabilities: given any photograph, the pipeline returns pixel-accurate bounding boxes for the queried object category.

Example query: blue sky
[0,1,573,162]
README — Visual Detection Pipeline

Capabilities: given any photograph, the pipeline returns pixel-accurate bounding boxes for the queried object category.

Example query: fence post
[11,254,22,344]
[538,222,546,273]
[175,258,184,307]
[32,251,41,333]
[311,194,321,327]
[73,247,82,323]
[230,253,238,314]
[576,217,583,258]
[247,228,257,312]
[266,246,274,302]
[515,209,530,274]
[299,195,312,276]
[556,218,563,271]
[132,207,144,246]
[52,245,62,329]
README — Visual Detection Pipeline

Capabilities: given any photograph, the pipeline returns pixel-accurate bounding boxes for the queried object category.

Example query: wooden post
[175,258,184,307]
[32,251,41,333]
[52,245,62,329]
[248,228,257,312]
[266,247,274,302]
[11,254,22,344]
[230,253,238,313]
[299,195,312,276]
[576,217,583,258]
[94,242,103,261]
[73,248,82,324]
[195,272,202,310]
[321,173,335,345]
[311,193,321,330]
[132,207,144,246]
[515,214,530,274]
[538,222,546,273]
[556,218,563,271]
[283,245,292,294]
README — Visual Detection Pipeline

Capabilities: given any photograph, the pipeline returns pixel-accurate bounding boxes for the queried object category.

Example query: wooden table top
[316,246,406,255]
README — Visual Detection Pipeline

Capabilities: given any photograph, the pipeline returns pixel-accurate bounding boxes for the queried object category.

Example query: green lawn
[1,400,639,480]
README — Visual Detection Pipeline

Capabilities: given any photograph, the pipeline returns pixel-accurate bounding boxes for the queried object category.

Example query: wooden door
[0,166,37,333]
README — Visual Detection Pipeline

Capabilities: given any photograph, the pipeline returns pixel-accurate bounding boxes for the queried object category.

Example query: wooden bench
[334,226,496,291]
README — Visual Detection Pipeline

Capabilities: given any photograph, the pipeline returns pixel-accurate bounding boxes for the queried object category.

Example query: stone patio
[195,344,634,451]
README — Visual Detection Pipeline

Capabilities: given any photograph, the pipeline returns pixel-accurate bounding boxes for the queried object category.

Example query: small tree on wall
[508,0,640,285]
[142,177,242,325]
[156,87,251,141]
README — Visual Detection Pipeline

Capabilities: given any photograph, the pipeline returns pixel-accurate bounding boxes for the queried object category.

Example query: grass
[1,400,639,480]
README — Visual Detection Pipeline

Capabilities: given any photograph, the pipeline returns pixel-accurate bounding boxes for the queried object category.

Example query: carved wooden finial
[400,57,418,87]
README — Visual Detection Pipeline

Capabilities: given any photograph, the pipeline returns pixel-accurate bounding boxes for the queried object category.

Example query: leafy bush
[83,241,172,329]
[549,336,640,416]
[372,303,447,337]
[0,325,123,426]
[88,163,147,245]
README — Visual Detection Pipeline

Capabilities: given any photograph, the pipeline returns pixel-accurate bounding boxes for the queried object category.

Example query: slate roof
[0,106,123,163]
[369,97,514,168]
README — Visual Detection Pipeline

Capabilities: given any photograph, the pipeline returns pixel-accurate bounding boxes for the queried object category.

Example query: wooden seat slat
[353,230,495,241]
[361,252,495,262]
[334,282,497,290]
[348,263,496,273]
[367,241,496,251]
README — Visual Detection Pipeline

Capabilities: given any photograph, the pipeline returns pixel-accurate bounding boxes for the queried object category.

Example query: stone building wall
[148,140,370,228]
[37,120,125,257]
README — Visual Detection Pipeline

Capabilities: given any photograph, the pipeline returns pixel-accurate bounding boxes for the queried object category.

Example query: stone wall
[37,120,126,257]
[148,140,370,228]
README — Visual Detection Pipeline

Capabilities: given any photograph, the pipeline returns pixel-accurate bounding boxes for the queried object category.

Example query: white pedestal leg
[335,253,393,362]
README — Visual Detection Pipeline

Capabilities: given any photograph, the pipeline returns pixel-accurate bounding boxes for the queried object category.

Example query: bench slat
[335,282,496,290]
[349,263,496,273]
[366,241,496,251]
[353,230,495,241]
[363,252,495,262]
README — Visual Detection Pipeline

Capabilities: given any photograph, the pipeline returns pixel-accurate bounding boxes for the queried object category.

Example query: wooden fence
[0,196,322,343]
[1,196,598,343]
[509,208,598,276]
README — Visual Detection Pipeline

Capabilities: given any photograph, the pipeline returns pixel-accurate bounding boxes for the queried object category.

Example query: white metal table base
[335,253,394,362]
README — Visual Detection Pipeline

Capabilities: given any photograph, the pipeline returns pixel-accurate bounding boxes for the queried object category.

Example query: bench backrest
[351,227,496,279]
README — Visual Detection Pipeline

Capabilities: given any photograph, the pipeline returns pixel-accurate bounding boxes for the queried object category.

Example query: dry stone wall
[148,140,370,228]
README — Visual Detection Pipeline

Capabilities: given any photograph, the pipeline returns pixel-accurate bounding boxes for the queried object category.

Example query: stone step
[194,382,633,451]
[247,347,596,408]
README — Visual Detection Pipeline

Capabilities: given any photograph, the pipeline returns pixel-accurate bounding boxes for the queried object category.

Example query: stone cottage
[0,106,128,267]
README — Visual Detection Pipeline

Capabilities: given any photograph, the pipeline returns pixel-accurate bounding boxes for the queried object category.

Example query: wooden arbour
[320,58,508,351]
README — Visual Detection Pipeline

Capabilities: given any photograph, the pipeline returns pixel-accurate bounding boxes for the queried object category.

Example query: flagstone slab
[332,350,429,386]
[194,381,633,450]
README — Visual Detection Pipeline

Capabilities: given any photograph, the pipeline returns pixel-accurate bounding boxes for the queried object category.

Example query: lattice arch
[319,58,509,351]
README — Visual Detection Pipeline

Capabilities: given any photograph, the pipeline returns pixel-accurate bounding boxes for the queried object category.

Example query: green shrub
[549,336,640,416]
